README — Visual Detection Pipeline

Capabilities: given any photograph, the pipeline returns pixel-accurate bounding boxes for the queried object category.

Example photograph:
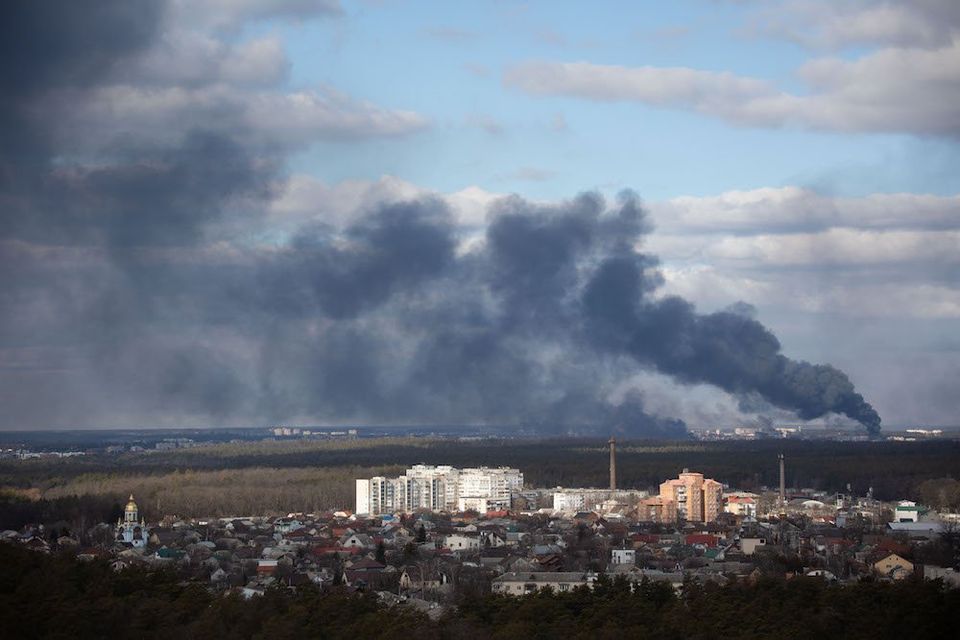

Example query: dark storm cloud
[0,1,882,436]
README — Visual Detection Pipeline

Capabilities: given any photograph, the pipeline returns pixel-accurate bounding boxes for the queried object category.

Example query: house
[273,517,304,534]
[536,553,564,571]
[611,548,636,565]
[257,559,278,575]
[740,537,766,555]
[480,530,507,547]
[724,495,757,518]
[340,533,374,550]
[873,553,913,580]
[492,571,597,595]
[444,534,480,553]
[399,565,444,591]
[343,557,390,590]
[685,534,720,549]
[346,557,386,573]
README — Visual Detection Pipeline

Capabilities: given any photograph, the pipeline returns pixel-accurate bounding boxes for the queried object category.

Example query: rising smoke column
[581,242,882,435]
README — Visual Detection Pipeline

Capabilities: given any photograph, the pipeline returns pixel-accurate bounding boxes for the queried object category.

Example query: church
[116,494,146,548]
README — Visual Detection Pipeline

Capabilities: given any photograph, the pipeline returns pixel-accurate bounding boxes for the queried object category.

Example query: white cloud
[44,0,425,151]
[658,264,960,319]
[643,185,960,320]
[504,40,960,137]
[445,185,503,227]
[58,84,427,149]
[650,187,960,234]
[125,32,289,88]
[702,228,960,266]
[505,60,771,112]
[244,87,429,141]
[170,0,342,31]
[749,0,960,50]
[221,37,291,86]
[269,174,501,230]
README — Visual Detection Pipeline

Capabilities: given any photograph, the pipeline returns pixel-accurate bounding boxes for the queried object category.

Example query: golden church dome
[125,494,138,512]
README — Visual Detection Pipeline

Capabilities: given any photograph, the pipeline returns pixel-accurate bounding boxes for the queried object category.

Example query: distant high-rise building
[642,469,723,523]
[355,465,522,515]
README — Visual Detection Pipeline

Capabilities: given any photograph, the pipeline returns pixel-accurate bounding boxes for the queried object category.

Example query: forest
[2,437,960,531]
[1,543,957,639]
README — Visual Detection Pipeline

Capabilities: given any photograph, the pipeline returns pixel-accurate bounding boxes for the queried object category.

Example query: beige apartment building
[641,469,723,523]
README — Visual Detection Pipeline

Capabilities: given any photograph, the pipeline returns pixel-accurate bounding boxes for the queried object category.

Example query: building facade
[644,469,724,523]
[553,491,586,514]
[356,465,523,515]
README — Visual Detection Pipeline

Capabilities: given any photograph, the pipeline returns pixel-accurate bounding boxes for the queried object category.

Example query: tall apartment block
[355,465,523,515]
[640,469,723,523]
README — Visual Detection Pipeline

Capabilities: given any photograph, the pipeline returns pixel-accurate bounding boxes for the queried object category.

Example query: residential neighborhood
[4,470,958,619]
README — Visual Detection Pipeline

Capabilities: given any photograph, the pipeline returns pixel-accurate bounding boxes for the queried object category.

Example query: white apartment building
[553,491,586,513]
[551,488,650,514]
[457,496,510,512]
[459,467,523,500]
[355,465,523,515]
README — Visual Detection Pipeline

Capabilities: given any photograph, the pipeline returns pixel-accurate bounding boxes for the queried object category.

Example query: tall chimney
[609,437,617,492]
[779,453,785,506]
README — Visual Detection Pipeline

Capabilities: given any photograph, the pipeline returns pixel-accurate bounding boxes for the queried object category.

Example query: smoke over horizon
[0,1,881,436]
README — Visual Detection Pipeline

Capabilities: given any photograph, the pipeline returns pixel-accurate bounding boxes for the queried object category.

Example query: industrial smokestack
[609,437,617,492]
[779,453,785,506]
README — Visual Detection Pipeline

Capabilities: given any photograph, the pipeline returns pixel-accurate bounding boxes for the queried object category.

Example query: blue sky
[265,1,960,200]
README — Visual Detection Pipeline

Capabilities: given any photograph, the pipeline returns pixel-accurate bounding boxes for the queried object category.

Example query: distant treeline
[1,543,957,639]
[1,438,959,529]
[0,465,403,531]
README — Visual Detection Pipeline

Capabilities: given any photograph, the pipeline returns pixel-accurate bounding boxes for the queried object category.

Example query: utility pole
[779,453,786,509]
[609,437,617,493]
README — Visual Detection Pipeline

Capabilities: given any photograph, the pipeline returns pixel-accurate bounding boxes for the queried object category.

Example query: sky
[0,0,957,431]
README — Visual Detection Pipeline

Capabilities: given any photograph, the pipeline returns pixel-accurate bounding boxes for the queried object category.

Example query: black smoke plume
[0,1,881,436]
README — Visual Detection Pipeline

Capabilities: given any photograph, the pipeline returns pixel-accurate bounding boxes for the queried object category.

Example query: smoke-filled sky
[1,1,957,432]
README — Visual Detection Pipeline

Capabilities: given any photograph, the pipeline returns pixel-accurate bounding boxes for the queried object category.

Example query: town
[4,441,957,620]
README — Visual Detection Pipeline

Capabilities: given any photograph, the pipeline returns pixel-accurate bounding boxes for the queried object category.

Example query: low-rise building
[611,548,636,565]
[492,572,597,595]
[740,537,767,555]
[894,501,921,523]
[873,553,913,579]
[444,534,480,553]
